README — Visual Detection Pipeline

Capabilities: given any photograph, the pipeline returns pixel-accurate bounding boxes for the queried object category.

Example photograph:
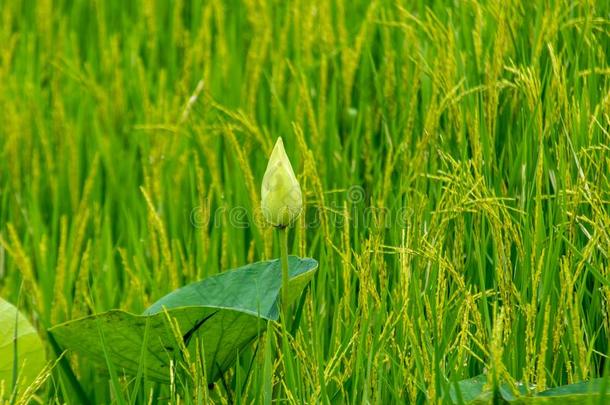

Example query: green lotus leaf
[49,256,317,383]
[450,374,610,404]
[0,297,47,398]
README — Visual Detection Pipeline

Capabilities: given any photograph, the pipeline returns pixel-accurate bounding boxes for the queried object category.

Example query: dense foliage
[0,0,609,403]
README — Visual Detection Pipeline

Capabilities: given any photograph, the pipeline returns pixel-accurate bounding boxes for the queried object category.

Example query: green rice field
[1,0,610,403]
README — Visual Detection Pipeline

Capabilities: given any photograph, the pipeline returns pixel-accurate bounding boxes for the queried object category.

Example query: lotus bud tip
[261,137,303,227]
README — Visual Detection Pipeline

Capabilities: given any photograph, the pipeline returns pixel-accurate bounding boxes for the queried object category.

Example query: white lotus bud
[261,137,303,227]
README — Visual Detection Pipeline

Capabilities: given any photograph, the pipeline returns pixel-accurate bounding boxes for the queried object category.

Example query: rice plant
[1,0,610,403]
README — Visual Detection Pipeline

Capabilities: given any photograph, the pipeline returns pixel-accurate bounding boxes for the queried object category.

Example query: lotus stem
[279,226,290,313]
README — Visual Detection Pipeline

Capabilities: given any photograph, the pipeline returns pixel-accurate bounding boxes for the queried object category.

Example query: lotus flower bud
[261,137,303,227]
